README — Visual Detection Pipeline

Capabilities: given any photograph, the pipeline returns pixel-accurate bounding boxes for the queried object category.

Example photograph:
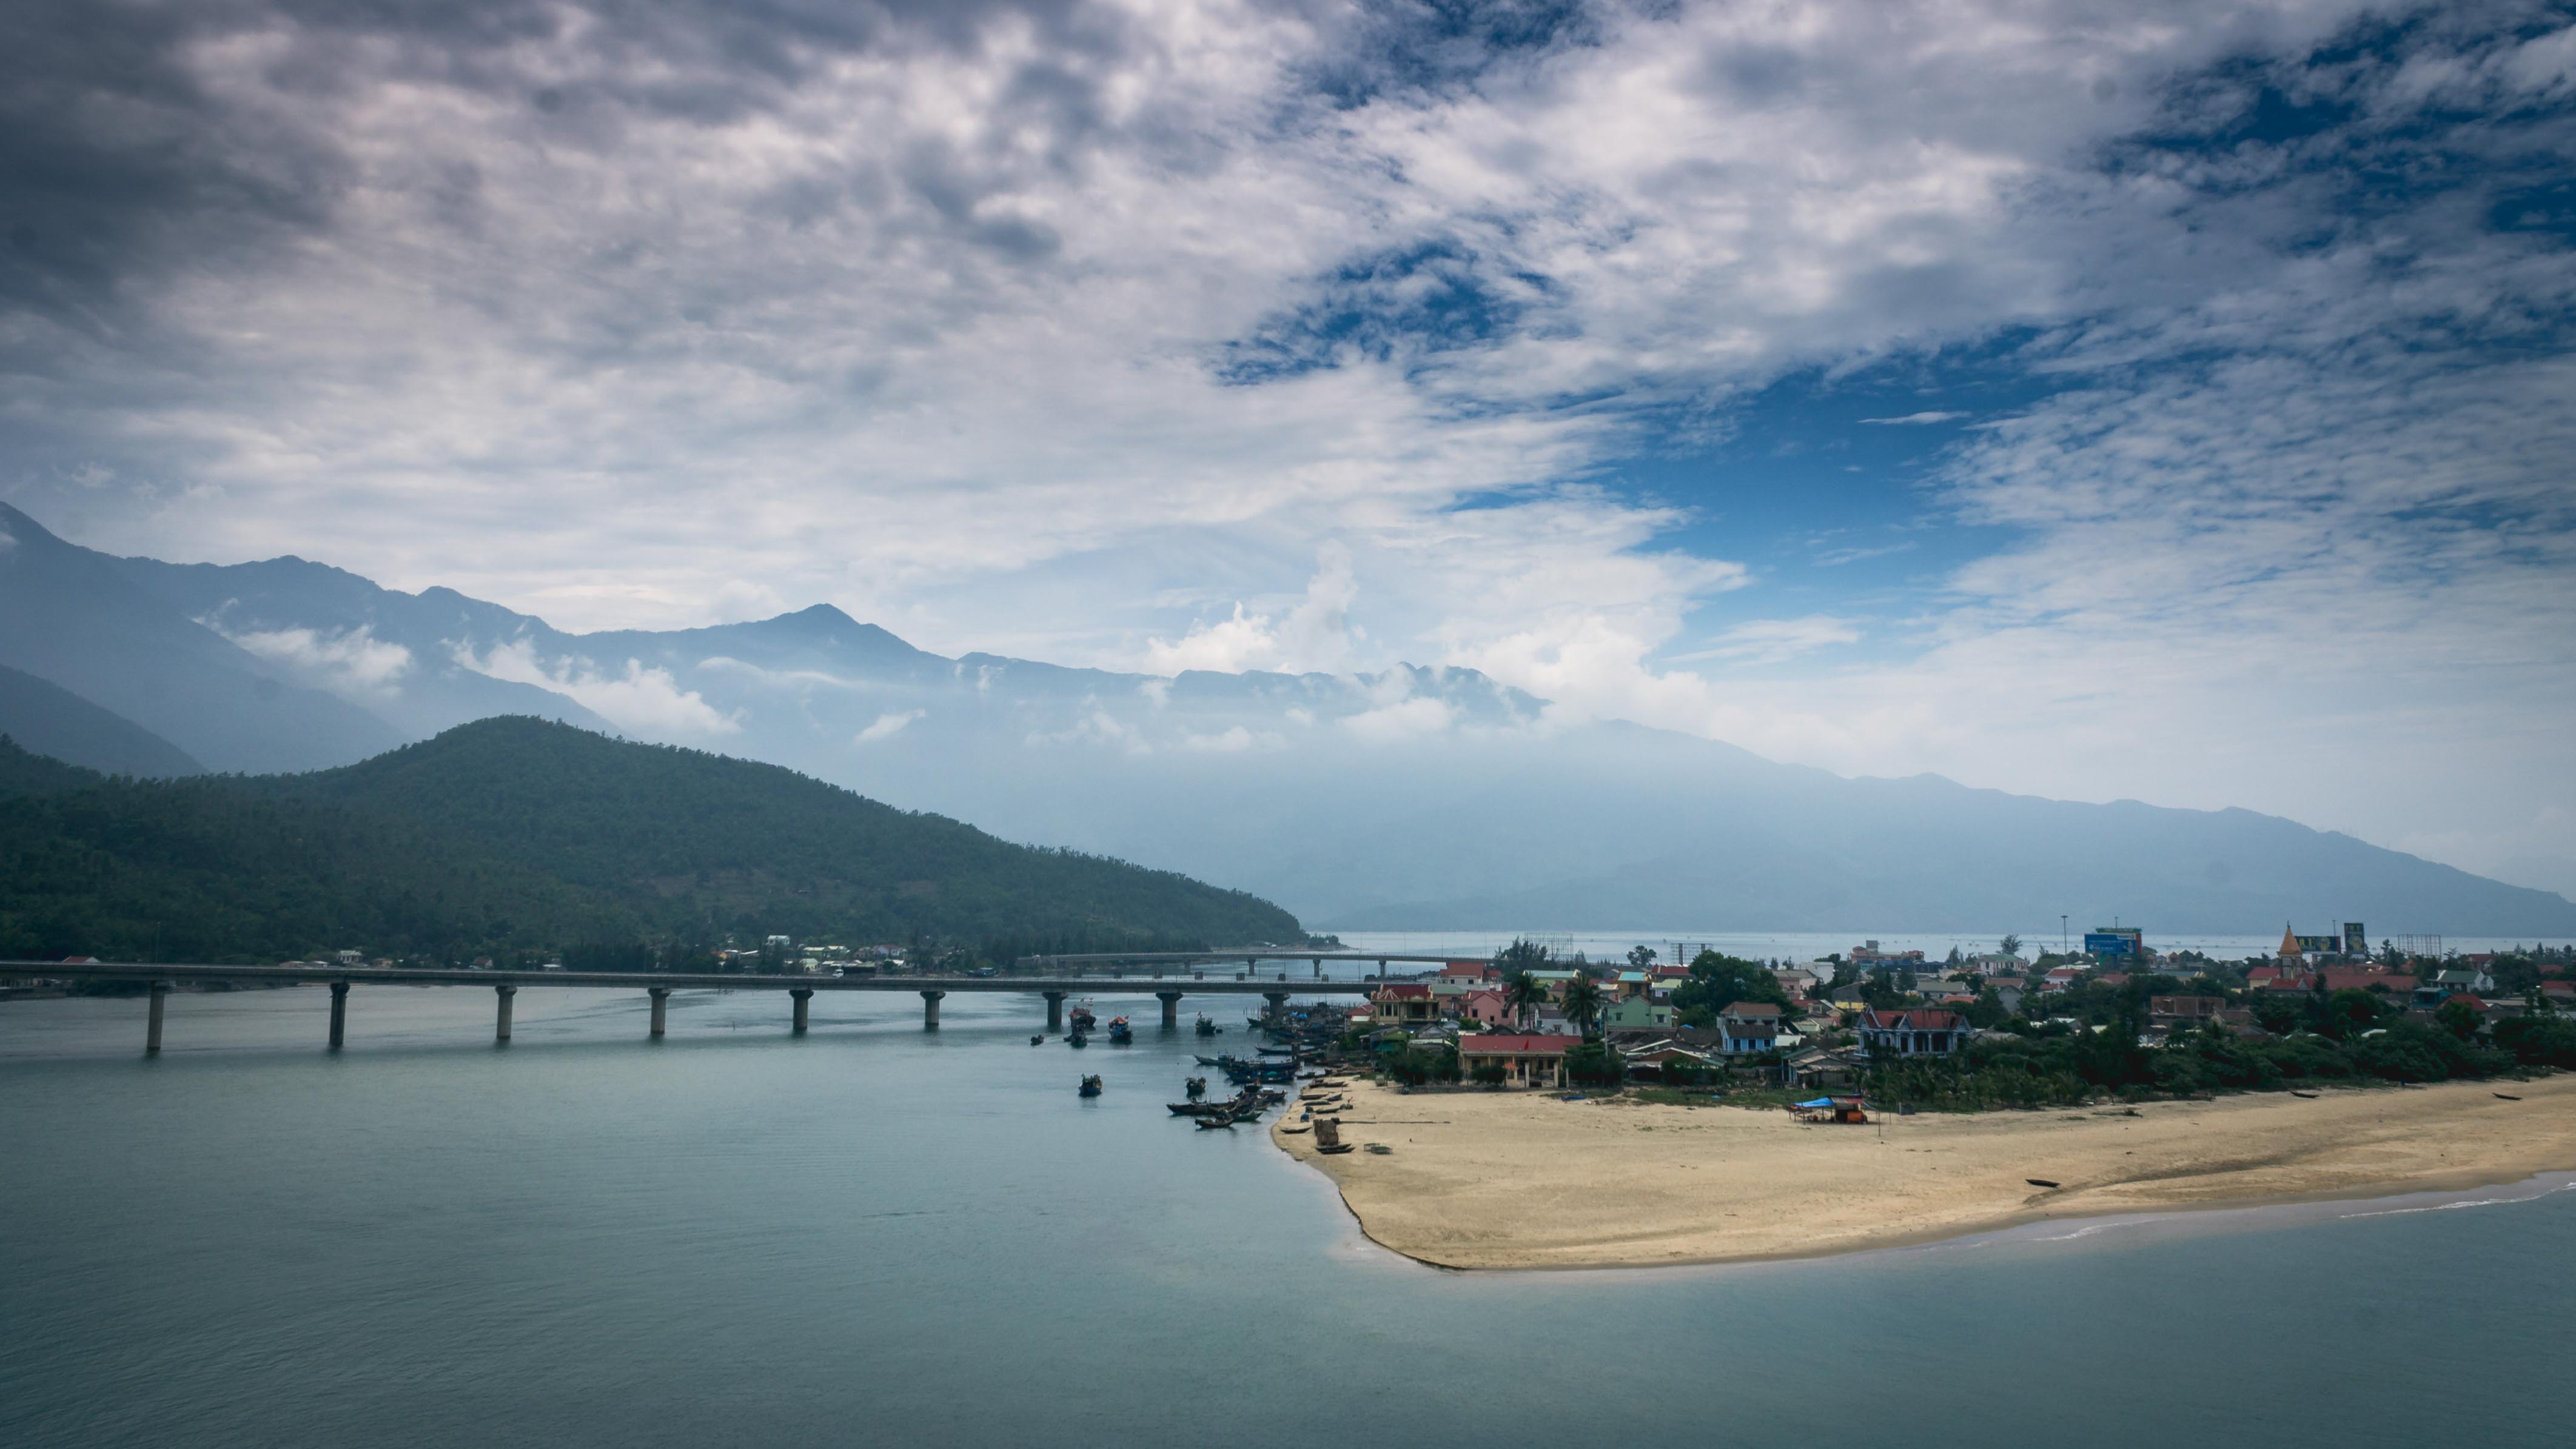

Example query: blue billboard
[2084,931,2141,957]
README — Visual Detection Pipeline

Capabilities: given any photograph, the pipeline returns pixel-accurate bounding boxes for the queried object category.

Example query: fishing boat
[1107,1017,1133,1045]
[1068,1031,1088,1048]
[1078,1075,1103,1097]
[1195,1015,1219,1037]
[1029,1035,1044,1046]
[1069,1003,1098,1032]
[1184,1076,1209,1101]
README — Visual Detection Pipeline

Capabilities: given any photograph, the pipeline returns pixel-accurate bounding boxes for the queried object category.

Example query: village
[1338,928,2576,1102]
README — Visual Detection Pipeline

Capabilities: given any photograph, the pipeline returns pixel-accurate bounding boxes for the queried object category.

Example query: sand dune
[1272,1073,2576,1269]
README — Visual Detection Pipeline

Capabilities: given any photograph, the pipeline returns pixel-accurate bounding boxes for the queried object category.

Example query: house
[1602,997,1674,1032]
[1622,1042,1722,1082]
[1611,970,1653,1000]
[1720,1000,1783,1028]
[2149,995,2226,1023]
[1789,1046,1864,1089]
[2039,967,2086,993]
[1439,960,1498,983]
[1458,1034,1572,1088]
[2319,969,2417,996]
[1369,983,1440,1026]
[1720,1019,1780,1056]
[1773,967,1822,999]
[1456,988,1513,1028]
[1855,1009,1970,1058]
[1851,940,1926,969]
[2430,966,2497,996]
[1964,953,2025,976]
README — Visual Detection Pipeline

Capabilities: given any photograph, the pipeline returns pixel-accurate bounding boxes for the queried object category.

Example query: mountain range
[7,499,2572,937]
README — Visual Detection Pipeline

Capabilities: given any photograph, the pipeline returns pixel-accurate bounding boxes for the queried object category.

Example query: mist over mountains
[7,501,2572,937]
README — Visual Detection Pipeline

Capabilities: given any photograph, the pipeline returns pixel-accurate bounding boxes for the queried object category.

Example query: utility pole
[2061,915,2068,955]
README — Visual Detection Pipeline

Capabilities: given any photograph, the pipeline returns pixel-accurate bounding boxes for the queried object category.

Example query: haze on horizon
[4,1,2573,899]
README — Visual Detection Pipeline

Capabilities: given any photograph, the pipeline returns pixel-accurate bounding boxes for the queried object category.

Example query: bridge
[0,960,1396,1053]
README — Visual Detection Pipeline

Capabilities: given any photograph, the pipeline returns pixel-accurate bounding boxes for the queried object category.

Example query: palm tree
[1560,976,1606,1040]
[1503,971,1549,1031]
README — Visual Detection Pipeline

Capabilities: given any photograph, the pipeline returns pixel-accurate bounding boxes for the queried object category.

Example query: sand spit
[1270,1073,2576,1270]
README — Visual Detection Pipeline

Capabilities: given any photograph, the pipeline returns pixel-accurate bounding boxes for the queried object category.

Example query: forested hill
[0,719,1304,963]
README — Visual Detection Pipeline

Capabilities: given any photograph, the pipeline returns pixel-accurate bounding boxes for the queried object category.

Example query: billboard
[2293,934,2340,955]
[2084,931,2141,958]
[2344,922,2367,955]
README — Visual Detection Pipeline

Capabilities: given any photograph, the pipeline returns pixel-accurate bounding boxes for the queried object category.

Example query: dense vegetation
[1864,977,2576,1109]
[0,719,1304,964]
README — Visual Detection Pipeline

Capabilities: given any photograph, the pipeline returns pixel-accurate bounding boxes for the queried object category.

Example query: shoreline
[1271,1072,2576,1271]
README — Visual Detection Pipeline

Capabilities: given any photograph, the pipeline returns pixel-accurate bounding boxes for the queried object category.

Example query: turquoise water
[3,985,2569,1448]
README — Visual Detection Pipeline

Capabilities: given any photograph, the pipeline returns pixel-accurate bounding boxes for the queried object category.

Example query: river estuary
[3,983,2568,1447]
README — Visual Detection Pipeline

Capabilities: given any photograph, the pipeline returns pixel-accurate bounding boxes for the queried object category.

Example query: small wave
[2338,1180,2576,1220]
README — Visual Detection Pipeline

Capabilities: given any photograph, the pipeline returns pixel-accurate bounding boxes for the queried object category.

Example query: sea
[4,978,2571,1448]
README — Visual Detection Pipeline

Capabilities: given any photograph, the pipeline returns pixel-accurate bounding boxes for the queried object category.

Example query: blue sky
[2,0,2572,895]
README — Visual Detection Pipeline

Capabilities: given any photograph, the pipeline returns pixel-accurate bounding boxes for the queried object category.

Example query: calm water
[4,984,2570,1448]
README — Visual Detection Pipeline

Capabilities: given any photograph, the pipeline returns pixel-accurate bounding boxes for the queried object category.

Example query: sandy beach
[1272,1073,2576,1269]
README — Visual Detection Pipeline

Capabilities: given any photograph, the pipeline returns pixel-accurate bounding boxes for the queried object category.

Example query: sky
[4,0,2574,895]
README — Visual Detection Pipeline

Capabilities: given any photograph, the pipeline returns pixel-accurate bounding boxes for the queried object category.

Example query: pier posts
[648,986,671,1038]
[327,980,350,1049]
[1042,991,1065,1031]
[920,989,944,1029]
[1156,991,1184,1029]
[1263,991,1289,1022]
[146,981,169,1054]
[1313,957,1323,979]
[495,985,515,1042]
[791,988,813,1034]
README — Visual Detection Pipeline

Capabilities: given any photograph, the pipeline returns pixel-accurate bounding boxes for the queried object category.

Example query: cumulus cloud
[454,638,740,735]
[1143,543,1364,676]
[216,623,414,700]
[1860,412,1970,426]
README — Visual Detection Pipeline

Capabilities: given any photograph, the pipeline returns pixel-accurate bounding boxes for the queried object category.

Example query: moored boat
[1078,1074,1103,1097]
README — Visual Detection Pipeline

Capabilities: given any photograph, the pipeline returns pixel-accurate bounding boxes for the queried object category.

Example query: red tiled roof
[1857,1009,1965,1031]
[1372,983,1435,999]
[1458,1034,1574,1053]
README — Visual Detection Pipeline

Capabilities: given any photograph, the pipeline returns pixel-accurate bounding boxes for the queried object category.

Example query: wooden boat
[1184,1076,1209,1101]
[1069,1005,1098,1032]
[1029,1035,1044,1046]
[1280,1125,1310,1134]
[2495,1093,2523,1100]
[1078,1075,1103,1098]
[1068,1031,1088,1048]
[1107,1017,1134,1045]
[2025,1179,2060,1189]
[1194,1115,1239,1129]
[1195,1015,1219,1036]
[2290,1089,2319,1099]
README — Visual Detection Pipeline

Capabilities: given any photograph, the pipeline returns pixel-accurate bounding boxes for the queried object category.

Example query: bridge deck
[0,962,1383,994]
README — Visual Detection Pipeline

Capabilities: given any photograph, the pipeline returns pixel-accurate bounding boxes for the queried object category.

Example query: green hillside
[0,719,1303,963]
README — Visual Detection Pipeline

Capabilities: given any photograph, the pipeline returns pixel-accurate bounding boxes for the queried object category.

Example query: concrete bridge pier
[327,980,351,1050]
[1263,991,1290,1022]
[790,988,813,1034]
[1156,991,1184,1029]
[1042,991,1065,1032]
[1376,959,1387,979]
[495,985,516,1042]
[1312,957,1323,979]
[146,981,169,1054]
[921,989,945,1029]
[648,986,671,1038]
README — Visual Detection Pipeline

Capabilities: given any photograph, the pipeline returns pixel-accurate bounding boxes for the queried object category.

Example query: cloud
[1341,695,1452,744]
[1143,542,1361,676]
[1664,617,1862,667]
[4,0,2574,890]
[1181,724,1283,752]
[454,637,740,735]
[854,709,924,744]
[215,623,414,700]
